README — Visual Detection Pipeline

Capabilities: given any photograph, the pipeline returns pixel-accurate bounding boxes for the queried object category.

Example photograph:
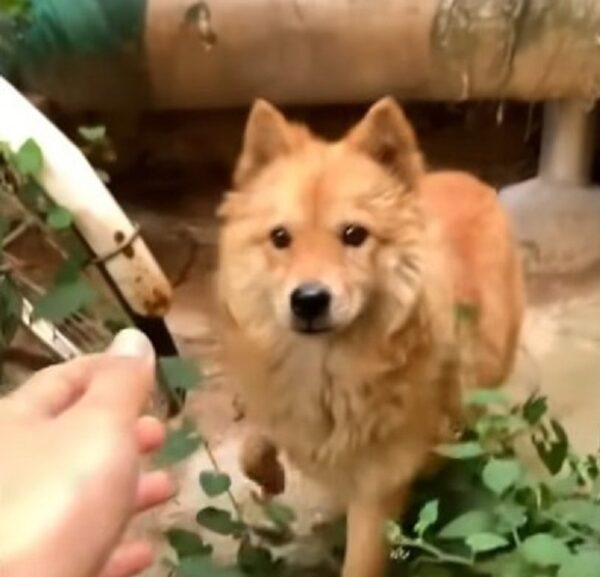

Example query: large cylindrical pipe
[12,0,600,109]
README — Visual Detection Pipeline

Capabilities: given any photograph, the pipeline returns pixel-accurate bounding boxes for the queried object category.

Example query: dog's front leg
[342,489,408,577]
[240,433,285,496]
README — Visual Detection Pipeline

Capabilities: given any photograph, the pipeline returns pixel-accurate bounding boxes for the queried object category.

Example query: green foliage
[0,0,30,17]
[46,206,73,230]
[0,134,138,359]
[558,551,600,577]
[435,441,484,459]
[199,470,231,497]
[387,390,600,576]
[15,138,43,176]
[167,529,213,559]
[154,420,202,468]
[196,507,244,536]
[237,537,282,575]
[466,532,508,554]
[159,356,202,392]
[262,500,296,531]
[177,556,243,577]
[78,125,107,143]
[414,500,439,537]
[32,276,97,322]
[520,534,570,567]
[482,459,522,495]
[439,510,493,539]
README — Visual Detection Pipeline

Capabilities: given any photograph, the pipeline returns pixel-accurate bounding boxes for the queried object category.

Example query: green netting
[0,0,146,78]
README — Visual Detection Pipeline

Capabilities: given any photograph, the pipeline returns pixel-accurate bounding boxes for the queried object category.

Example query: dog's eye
[270,226,292,249]
[341,224,369,247]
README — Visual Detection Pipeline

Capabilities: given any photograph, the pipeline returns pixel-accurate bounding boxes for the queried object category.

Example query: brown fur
[216,98,524,577]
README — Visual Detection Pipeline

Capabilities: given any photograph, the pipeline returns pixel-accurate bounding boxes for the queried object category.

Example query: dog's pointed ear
[234,99,294,187]
[346,97,424,189]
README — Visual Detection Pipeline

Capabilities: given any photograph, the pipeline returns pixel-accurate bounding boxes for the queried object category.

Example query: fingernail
[108,328,155,360]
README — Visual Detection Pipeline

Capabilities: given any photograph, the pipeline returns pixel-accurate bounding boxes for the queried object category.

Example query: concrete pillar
[501,100,600,276]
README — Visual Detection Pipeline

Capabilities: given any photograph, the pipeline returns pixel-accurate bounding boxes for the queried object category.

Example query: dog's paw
[240,435,285,496]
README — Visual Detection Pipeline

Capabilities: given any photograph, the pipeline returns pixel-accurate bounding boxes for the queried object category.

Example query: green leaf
[237,538,280,575]
[520,534,571,567]
[414,499,439,537]
[159,356,201,391]
[435,441,484,459]
[533,419,569,475]
[19,179,44,207]
[439,510,494,539]
[548,500,600,532]
[78,125,107,143]
[166,529,212,558]
[15,138,43,176]
[46,206,73,230]
[177,555,244,577]
[523,395,548,425]
[196,506,243,536]
[199,470,231,497]
[465,389,509,407]
[263,501,296,530]
[551,474,581,498]
[32,277,96,322]
[482,459,522,495]
[477,552,529,577]
[95,168,110,184]
[466,532,508,553]
[153,421,202,467]
[54,258,84,285]
[0,0,30,16]
[495,503,528,533]
[558,551,600,577]
[385,521,402,545]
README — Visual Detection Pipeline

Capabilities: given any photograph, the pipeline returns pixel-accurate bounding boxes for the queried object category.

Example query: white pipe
[0,77,173,317]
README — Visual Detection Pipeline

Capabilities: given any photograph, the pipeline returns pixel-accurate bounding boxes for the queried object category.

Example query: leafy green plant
[0,135,196,413]
[386,390,600,577]
[0,0,32,76]
[160,378,600,577]
[158,361,296,577]
[0,137,123,338]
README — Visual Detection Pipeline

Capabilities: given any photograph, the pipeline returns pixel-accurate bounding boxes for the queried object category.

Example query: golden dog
[216,97,524,577]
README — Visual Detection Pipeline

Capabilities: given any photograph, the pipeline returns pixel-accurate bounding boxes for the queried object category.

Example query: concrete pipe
[6,0,600,110]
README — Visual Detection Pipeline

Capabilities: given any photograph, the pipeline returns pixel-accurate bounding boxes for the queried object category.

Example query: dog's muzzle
[290,282,332,333]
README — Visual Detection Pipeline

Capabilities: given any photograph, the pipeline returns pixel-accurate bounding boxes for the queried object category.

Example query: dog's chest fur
[227,302,458,499]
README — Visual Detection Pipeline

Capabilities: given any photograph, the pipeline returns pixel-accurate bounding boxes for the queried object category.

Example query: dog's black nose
[290,282,331,323]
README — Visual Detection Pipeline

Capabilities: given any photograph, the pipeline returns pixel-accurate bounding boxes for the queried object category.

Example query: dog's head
[218,97,426,338]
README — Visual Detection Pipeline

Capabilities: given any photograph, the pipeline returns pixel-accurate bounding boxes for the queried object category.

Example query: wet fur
[216,98,524,577]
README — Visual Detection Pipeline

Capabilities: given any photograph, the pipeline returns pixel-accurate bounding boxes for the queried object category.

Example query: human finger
[9,329,155,419]
[136,415,166,454]
[98,541,154,577]
[134,470,176,512]
[77,330,155,422]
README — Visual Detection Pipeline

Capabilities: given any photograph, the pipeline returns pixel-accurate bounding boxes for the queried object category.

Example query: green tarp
[1,0,146,78]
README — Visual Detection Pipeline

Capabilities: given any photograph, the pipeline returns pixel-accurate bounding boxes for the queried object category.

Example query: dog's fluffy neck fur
[218,202,458,496]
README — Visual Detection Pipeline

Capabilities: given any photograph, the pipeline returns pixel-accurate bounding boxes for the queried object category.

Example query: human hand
[0,328,175,577]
